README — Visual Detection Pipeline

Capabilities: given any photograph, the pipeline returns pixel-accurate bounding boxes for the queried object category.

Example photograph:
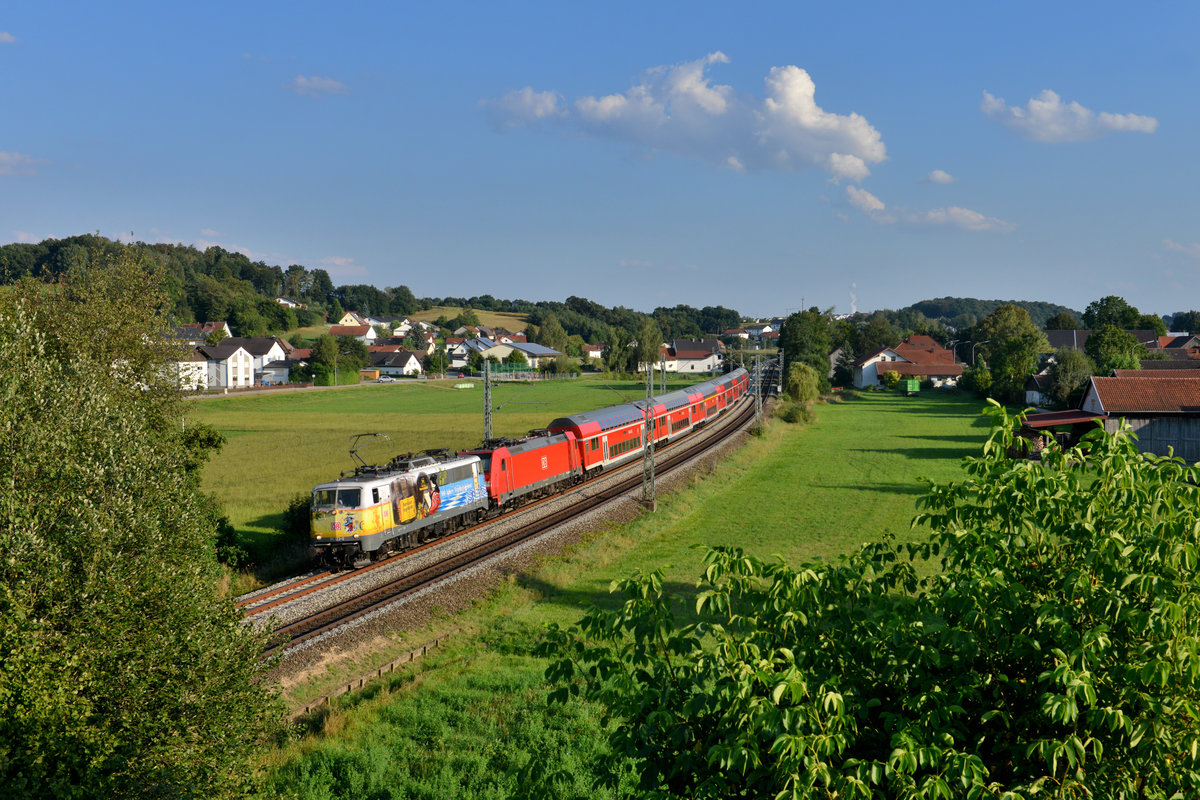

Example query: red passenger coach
[464,432,581,509]
[547,403,646,475]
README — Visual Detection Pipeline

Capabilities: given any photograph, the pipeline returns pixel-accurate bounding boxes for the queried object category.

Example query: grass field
[187,375,709,578]
[259,390,993,798]
[408,306,530,332]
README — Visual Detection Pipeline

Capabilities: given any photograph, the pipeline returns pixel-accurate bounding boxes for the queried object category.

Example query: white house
[174,349,208,390]
[221,337,291,383]
[198,344,255,388]
[371,350,425,376]
[329,325,377,344]
[276,297,304,309]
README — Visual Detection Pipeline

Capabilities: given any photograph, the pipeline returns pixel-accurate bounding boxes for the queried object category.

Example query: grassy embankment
[257,390,992,799]
[187,376,704,588]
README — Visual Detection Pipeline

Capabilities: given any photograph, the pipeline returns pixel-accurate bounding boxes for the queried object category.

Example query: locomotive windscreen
[314,487,362,509]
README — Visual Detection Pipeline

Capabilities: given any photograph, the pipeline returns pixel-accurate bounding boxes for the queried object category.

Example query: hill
[902,297,1081,329]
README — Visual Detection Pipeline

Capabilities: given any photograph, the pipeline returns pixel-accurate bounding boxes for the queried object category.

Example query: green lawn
[187,375,711,575]
[260,390,993,799]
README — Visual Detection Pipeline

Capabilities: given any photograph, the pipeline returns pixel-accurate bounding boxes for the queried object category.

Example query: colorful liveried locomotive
[310,367,749,567]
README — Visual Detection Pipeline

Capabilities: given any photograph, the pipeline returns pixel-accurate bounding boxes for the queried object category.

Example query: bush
[281,492,314,543]
[778,401,815,424]
[880,369,901,389]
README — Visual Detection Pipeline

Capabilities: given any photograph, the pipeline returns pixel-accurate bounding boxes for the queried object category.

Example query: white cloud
[0,32,15,44]
[981,89,1157,142]
[200,228,222,237]
[1165,240,1200,260]
[485,52,886,181]
[845,187,1012,232]
[318,255,368,278]
[911,206,1015,232]
[845,185,885,213]
[0,151,37,175]
[288,75,349,96]
[481,87,564,129]
[922,169,955,184]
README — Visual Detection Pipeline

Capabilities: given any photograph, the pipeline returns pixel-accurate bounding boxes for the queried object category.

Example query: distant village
[171,303,789,391]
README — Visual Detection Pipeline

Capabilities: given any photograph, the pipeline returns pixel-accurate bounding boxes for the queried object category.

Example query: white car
[377,375,397,383]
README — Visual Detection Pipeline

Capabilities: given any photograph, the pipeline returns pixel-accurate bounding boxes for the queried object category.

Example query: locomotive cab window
[372,488,380,504]
[314,488,361,509]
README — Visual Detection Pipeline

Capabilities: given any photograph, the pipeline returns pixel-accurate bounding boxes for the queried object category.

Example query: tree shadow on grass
[237,512,309,581]
[821,481,928,496]
[851,445,977,461]
[516,575,704,623]
[894,433,987,444]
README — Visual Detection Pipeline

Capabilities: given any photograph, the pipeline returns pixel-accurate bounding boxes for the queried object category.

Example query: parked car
[377,375,397,383]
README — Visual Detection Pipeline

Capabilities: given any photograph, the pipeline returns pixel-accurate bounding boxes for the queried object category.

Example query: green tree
[1044,310,1079,330]
[0,254,275,798]
[311,333,338,368]
[1169,310,1200,332]
[634,317,664,374]
[857,311,901,354]
[543,405,1200,798]
[832,345,856,387]
[784,361,820,403]
[1045,347,1094,407]
[780,309,833,391]
[1136,313,1167,337]
[537,313,569,353]
[504,348,528,365]
[960,361,993,396]
[1085,325,1143,374]
[976,304,1050,402]
[1081,295,1140,329]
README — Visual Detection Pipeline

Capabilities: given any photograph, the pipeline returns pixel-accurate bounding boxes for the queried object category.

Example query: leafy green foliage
[1044,311,1079,330]
[0,254,276,798]
[1045,347,1093,407]
[880,368,901,389]
[780,309,833,392]
[1081,295,1140,330]
[976,305,1050,402]
[1084,325,1143,374]
[542,404,1200,798]
[960,362,993,396]
[907,297,1080,329]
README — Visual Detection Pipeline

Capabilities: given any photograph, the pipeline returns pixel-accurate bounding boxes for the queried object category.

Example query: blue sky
[2,2,1197,318]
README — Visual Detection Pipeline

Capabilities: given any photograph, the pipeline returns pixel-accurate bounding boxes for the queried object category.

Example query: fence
[286,630,457,722]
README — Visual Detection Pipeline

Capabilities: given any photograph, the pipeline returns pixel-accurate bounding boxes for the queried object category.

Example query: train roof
[319,452,481,486]
[634,387,697,412]
[547,402,644,433]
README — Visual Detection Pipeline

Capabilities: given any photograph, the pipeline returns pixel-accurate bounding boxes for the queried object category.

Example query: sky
[2,2,1197,318]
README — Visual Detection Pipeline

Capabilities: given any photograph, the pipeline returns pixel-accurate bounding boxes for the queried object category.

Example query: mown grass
[408,306,530,332]
[260,390,991,799]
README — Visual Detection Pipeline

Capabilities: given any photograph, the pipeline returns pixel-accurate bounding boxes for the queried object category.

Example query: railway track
[262,393,760,659]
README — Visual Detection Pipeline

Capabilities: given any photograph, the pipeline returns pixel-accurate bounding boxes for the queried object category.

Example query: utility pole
[483,359,493,441]
[754,354,762,432]
[659,355,666,393]
[642,362,656,510]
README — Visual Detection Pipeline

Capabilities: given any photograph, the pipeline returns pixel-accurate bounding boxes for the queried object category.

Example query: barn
[1080,376,1200,463]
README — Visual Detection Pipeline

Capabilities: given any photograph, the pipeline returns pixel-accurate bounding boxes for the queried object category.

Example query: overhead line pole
[642,361,656,511]
[483,359,492,441]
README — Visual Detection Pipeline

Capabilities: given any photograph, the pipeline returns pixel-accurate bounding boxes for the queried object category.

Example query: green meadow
[258,390,993,799]
[186,376,705,576]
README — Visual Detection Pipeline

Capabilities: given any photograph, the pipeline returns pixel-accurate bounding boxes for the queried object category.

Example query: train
[309,367,750,567]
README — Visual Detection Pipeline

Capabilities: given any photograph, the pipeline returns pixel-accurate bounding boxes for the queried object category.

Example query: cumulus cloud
[981,89,1157,142]
[844,186,1012,232]
[1165,240,1200,260]
[318,255,368,278]
[0,32,15,44]
[481,87,564,129]
[484,52,886,181]
[288,75,349,96]
[922,169,955,184]
[0,151,37,175]
[845,185,885,213]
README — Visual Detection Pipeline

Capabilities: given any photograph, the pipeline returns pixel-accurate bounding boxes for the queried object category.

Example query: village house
[337,311,369,327]
[853,335,962,389]
[197,343,255,389]
[275,296,304,309]
[370,349,425,376]
[328,324,377,344]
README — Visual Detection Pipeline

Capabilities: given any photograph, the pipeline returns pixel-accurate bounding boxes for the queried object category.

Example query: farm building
[1080,376,1200,463]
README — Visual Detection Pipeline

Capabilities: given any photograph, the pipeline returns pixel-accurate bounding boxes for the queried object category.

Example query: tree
[311,334,338,369]
[1044,310,1079,330]
[0,253,275,798]
[504,348,527,366]
[542,405,1200,798]
[1045,347,1094,407]
[976,304,1050,402]
[779,309,832,391]
[1169,310,1200,333]
[960,361,993,396]
[1136,313,1167,337]
[784,362,820,403]
[1081,295,1140,330]
[857,312,901,354]
[537,313,569,353]
[832,345,856,387]
[1085,325,1143,374]
[634,317,664,374]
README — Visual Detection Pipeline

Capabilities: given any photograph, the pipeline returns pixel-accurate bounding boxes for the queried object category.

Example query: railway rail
[261,388,763,659]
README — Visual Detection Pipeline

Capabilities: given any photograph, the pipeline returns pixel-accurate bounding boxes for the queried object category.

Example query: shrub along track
[263,393,760,663]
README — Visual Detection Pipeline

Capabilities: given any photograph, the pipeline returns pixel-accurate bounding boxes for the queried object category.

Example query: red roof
[893,335,957,366]
[874,362,962,378]
[330,325,370,336]
[1088,376,1200,413]
[370,345,402,353]
[291,348,312,359]
[1022,410,1103,429]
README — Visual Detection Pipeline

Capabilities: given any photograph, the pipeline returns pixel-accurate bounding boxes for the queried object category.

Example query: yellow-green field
[187,376,703,573]
[407,306,529,331]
